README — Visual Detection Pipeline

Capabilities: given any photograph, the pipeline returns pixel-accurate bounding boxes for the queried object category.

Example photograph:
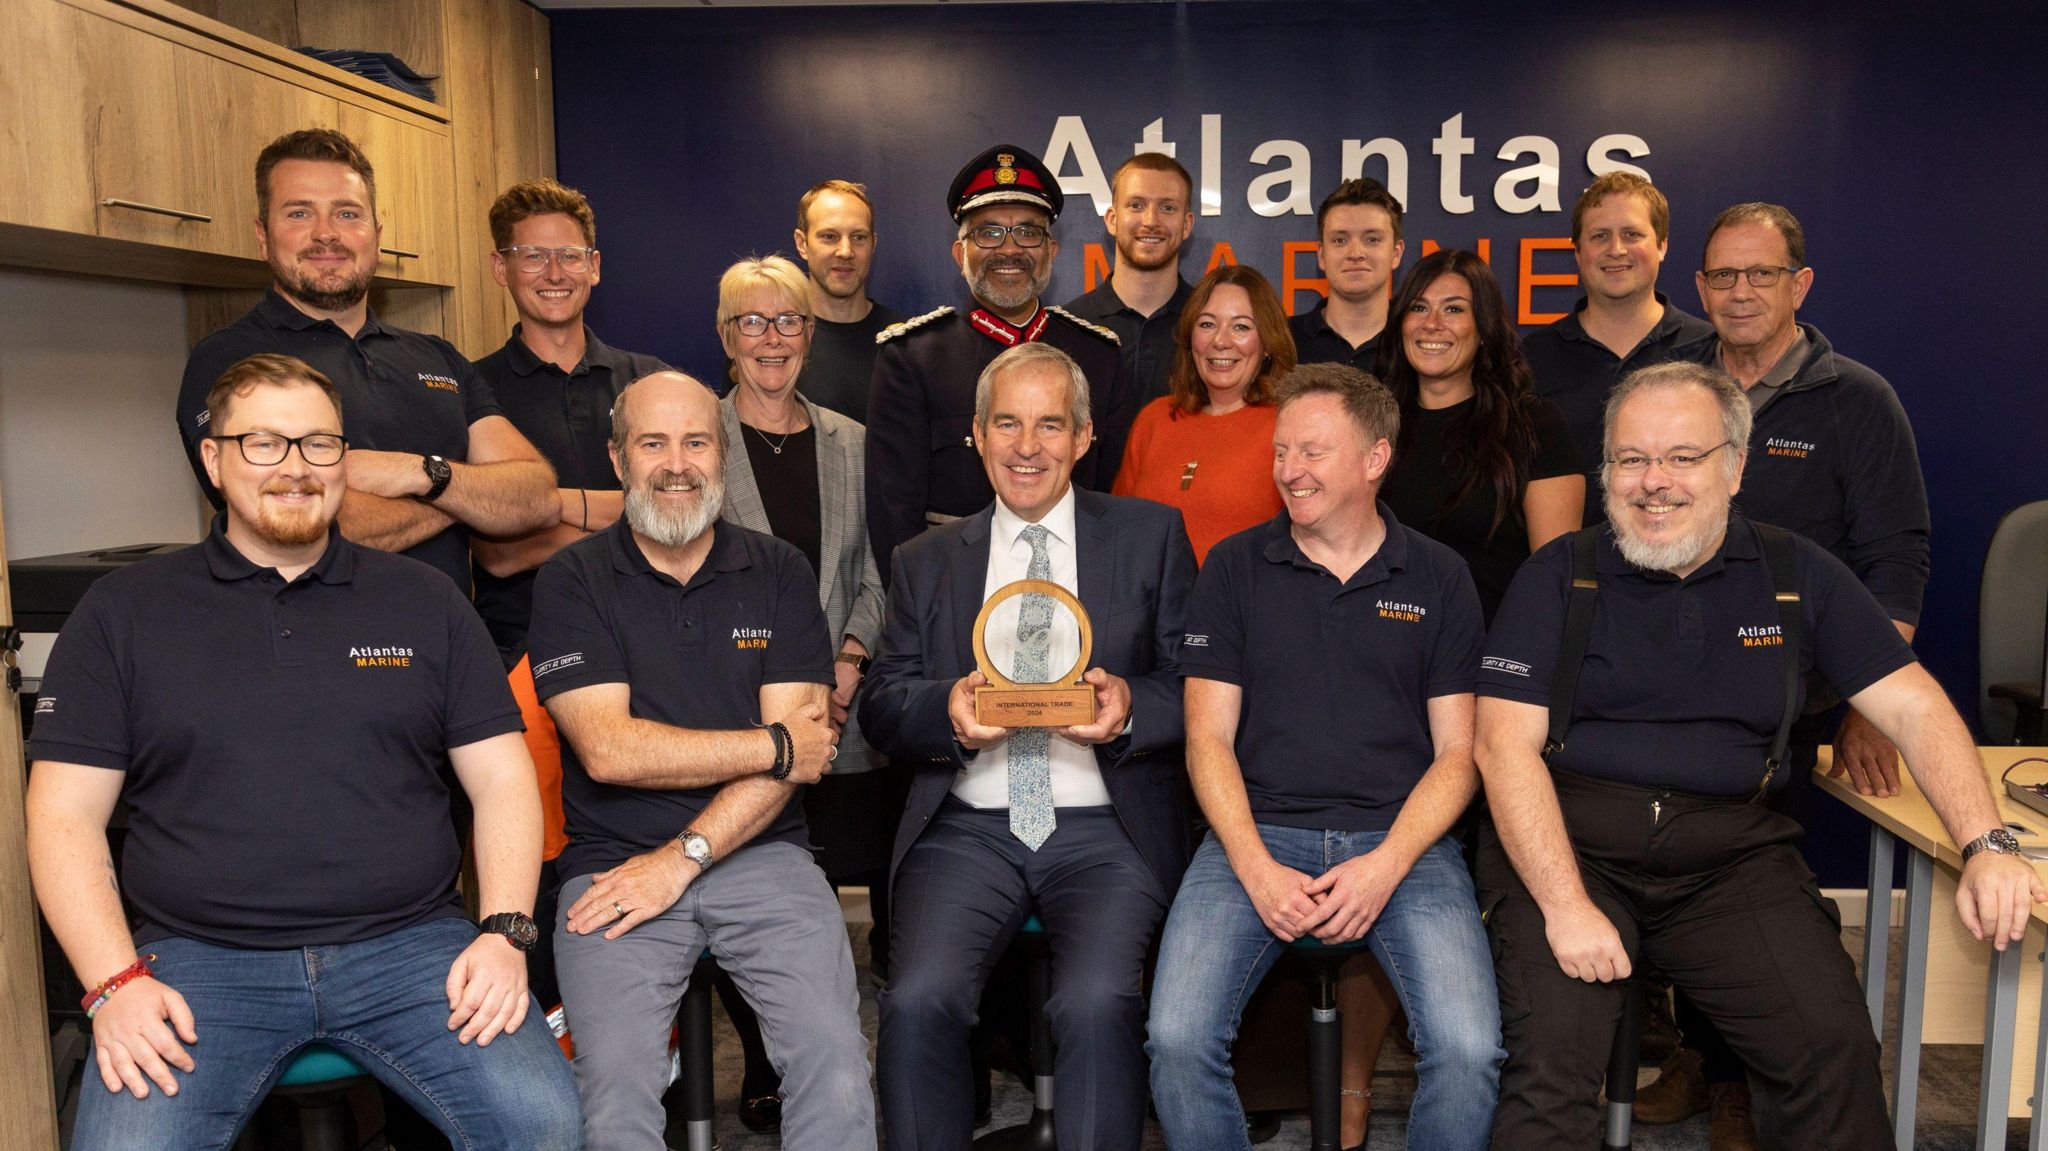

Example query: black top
[1064,276,1193,408]
[739,423,823,578]
[1288,300,1382,369]
[528,519,836,881]
[798,302,904,423]
[178,289,504,592]
[471,326,671,660]
[1179,507,1484,832]
[1686,323,1931,626]
[27,518,522,949]
[865,303,1133,583]
[1520,294,1716,523]
[1477,514,1917,795]
[1382,394,1579,623]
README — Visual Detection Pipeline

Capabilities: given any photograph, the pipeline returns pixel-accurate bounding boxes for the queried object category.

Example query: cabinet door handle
[101,198,212,223]
[380,246,422,260]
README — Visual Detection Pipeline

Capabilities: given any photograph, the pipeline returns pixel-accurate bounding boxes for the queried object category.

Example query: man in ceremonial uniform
[866,143,1133,582]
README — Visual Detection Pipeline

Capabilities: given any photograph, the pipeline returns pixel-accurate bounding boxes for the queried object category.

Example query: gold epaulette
[875,306,956,345]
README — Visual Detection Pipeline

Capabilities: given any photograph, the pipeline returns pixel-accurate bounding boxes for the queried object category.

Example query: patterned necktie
[1008,523,1056,850]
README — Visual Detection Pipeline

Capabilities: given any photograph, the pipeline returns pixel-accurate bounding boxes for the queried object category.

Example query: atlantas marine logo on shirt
[1736,625,1785,648]
[734,627,772,651]
[418,372,460,393]
[1377,599,1426,622]
[1764,436,1814,459]
[350,645,415,667]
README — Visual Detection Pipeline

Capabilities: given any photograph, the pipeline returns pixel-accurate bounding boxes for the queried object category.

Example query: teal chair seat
[276,1043,369,1088]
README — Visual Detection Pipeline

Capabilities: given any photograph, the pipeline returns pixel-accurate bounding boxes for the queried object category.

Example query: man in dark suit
[861,342,1195,1151]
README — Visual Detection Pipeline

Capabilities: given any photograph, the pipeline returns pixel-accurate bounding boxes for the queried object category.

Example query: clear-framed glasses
[211,432,348,466]
[498,244,596,275]
[1608,441,1733,475]
[1701,265,1799,290]
[966,222,1049,249]
[728,311,809,338]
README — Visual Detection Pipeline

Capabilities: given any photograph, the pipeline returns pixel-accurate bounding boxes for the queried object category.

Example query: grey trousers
[555,840,876,1151]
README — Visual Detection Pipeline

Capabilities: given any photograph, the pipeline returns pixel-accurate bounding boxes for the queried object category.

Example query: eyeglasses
[727,311,809,338]
[498,244,596,275]
[212,432,348,466]
[966,223,1049,249]
[1608,441,1733,475]
[1701,265,1799,290]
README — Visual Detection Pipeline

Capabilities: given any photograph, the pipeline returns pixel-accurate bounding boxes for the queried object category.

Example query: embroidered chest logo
[1376,599,1427,623]
[1764,436,1814,459]
[350,644,415,667]
[734,627,773,651]
[1736,625,1785,648]
[419,372,460,393]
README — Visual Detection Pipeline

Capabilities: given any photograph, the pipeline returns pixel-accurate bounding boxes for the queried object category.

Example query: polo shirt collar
[1084,275,1193,320]
[1596,512,1760,581]
[606,516,751,589]
[1258,500,1411,585]
[503,324,606,378]
[1297,299,1338,339]
[1555,291,1686,347]
[200,513,357,585]
[991,485,1078,555]
[255,286,389,340]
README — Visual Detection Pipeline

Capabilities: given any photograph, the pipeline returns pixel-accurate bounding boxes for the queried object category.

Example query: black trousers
[1477,771,1890,1150]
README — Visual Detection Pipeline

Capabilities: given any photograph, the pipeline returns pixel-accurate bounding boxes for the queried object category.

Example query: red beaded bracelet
[82,954,157,1018]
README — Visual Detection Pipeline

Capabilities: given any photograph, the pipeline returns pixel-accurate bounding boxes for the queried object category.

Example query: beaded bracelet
[766,721,792,780]
[83,954,157,1018]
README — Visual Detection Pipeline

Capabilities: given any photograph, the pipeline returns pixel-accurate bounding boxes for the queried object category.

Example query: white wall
[0,269,212,560]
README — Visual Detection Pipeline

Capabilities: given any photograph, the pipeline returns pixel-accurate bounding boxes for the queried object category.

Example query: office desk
[1819,745,2048,1150]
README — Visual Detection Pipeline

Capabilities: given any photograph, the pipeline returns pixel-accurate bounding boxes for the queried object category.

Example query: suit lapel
[811,397,847,598]
[1075,488,1114,612]
[717,397,770,532]
[947,508,995,676]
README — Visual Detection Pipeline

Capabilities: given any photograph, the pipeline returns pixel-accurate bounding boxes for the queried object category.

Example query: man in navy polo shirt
[527,371,875,1150]
[26,353,579,1149]
[1473,361,2039,1148]
[1147,362,1503,1151]
[1288,178,1406,369]
[177,128,560,593]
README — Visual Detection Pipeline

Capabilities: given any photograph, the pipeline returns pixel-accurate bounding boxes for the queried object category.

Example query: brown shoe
[1632,1048,1708,1125]
[1708,1081,1761,1151]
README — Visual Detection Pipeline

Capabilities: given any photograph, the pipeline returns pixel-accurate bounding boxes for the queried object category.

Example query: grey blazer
[719,391,886,772]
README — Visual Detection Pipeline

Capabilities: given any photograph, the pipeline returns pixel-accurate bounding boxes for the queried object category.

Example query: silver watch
[1962,827,2024,863]
[677,830,715,869]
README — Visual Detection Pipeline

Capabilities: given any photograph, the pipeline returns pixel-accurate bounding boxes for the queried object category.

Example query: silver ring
[613,901,627,919]
[827,745,839,762]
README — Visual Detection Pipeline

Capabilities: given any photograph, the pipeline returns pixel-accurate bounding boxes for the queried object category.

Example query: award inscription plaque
[971,578,1097,728]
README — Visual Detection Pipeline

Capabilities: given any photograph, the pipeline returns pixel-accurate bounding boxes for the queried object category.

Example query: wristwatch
[677,830,715,870]
[835,651,871,675]
[421,454,453,502]
[478,911,539,952]
[1962,827,2025,863]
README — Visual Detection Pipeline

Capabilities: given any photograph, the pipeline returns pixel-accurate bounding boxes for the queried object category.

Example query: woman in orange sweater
[1112,264,1295,563]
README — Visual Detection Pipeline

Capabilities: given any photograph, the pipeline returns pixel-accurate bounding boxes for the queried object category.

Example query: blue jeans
[71,917,583,1151]
[1146,826,1502,1151]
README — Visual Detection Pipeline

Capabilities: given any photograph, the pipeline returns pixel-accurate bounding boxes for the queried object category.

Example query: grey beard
[1604,489,1729,574]
[970,261,1051,313]
[625,473,726,549]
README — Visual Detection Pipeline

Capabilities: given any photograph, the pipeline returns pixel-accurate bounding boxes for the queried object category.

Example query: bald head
[611,370,725,459]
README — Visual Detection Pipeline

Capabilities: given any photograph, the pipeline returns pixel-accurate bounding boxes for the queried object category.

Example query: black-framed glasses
[966,222,1049,249]
[498,244,596,274]
[728,311,809,338]
[211,432,348,466]
[1608,440,1733,475]
[1701,265,1799,290]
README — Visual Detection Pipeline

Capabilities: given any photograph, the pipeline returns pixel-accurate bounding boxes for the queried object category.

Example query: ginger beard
[243,475,333,549]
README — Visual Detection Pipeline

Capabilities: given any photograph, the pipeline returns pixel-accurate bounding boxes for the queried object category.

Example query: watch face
[683,834,714,865]
[483,913,539,949]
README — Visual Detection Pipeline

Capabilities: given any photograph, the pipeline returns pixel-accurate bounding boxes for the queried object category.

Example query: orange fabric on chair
[509,652,569,862]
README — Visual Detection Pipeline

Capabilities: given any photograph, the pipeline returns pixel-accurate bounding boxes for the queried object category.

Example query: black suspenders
[1543,521,1805,800]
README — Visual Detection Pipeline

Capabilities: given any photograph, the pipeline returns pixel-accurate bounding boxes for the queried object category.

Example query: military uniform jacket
[864,302,1133,583]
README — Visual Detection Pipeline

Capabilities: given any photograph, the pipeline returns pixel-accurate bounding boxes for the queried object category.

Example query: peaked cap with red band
[948,143,1064,222]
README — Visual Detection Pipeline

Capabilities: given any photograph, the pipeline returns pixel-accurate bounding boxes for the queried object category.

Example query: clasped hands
[1244,849,1409,947]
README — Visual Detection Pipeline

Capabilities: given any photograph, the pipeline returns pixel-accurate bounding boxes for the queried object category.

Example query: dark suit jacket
[860,488,1197,897]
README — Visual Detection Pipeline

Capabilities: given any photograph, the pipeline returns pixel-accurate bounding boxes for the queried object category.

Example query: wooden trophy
[971,578,1098,727]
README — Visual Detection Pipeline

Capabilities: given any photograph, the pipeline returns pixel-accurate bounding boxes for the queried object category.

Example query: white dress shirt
[951,487,1114,809]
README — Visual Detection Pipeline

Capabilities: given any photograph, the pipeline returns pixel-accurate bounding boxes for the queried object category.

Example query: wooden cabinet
[339,103,456,288]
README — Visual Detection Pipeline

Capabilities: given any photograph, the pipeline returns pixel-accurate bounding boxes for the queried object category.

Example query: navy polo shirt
[1064,276,1192,407]
[27,518,522,950]
[1477,515,1917,796]
[1180,506,1484,831]
[1288,300,1381,370]
[177,289,504,591]
[527,519,835,881]
[472,326,670,659]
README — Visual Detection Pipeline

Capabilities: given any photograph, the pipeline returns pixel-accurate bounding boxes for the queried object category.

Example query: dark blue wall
[550,1,2048,881]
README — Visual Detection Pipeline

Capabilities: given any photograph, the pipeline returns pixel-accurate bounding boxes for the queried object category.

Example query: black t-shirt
[471,326,671,660]
[178,290,504,592]
[1521,294,1716,523]
[527,519,835,880]
[1064,276,1192,408]
[27,519,522,949]
[1477,515,1917,795]
[738,423,822,579]
[1179,508,1484,831]
[1288,300,1381,369]
[798,302,904,424]
[1382,394,1579,623]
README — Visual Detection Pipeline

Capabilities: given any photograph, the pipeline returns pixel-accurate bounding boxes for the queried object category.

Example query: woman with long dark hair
[1376,249,1583,619]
